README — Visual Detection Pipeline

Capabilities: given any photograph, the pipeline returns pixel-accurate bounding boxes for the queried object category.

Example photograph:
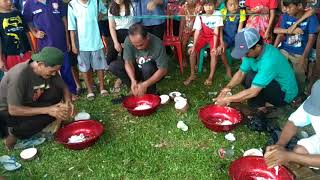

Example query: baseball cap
[231,28,261,59]
[31,47,64,67]
[303,80,320,116]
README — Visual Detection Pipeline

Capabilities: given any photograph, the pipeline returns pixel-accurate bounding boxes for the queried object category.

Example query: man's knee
[109,60,124,75]
[293,145,309,155]
[141,62,157,78]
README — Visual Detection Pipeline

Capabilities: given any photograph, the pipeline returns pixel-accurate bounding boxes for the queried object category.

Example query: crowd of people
[0,0,319,170]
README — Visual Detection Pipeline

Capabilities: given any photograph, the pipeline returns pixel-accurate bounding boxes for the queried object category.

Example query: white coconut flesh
[174,96,187,103]
[215,119,233,125]
[175,100,187,109]
[243,148,263,157]
[134,103,152,110]
[74,112,90,120]
[20,148,37,160]
[160,95,170,104]
[169,91,181,98]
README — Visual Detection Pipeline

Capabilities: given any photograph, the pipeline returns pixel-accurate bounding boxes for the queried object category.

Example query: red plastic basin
[198,105,242,132]
[229,156,294,180]
[55,120,104,150]
[122,94,161,116]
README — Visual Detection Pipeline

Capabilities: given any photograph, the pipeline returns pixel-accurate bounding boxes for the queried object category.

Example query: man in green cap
[0,47,74,150]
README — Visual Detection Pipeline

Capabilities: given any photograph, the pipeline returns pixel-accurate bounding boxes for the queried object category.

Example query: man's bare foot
[4,134,17,150]
[183,75,196,86]
[204,79,212,86]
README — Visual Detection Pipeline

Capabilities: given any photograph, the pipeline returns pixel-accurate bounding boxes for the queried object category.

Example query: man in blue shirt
[216,28,298,110]
[133,0,167,39]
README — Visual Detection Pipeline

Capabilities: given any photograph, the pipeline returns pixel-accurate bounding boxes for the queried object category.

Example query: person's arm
[273,34,285,47]
[8,105,52,116]
[264,9,276,39]
[288,9,315,34]
[300,34,317,68]
[287,153,320,167]
[238,21,245,32]
[277,121,298,146]
[62,16,71,52]
[69,30,78,54]
[225,70,246,89]
[141,68,167,89]
[124,60,137,84]
[211,26,220,54]
[216,86,262,105]
[108,16,122,52]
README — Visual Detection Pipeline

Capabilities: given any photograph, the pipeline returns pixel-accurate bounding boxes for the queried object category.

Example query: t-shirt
[289,100,320,138]
[108,5,134,30]
[0,10,31,56]
[68,0,107,51]
[0,61,66,111]
[280,13,319,55]
[23,0,67,51]
[240,44,298,103]
[123,33,168,69]
[193,11,224,30]
[245,0,278,9]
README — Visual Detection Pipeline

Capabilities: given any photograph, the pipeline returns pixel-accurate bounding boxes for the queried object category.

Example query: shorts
[77,49,107,72]
[297,135,320,155]
[194,36,217,54]
[3,51,32,70]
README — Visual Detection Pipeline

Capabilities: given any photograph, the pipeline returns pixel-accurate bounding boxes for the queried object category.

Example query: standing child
[0,0,31,71]
[220,0,246,77]
[184,0,226,86]
[23,0,77,100]
[274,0,318,93]
[179,0,202,65]
[245,0,277,43]
[68,0,108,100]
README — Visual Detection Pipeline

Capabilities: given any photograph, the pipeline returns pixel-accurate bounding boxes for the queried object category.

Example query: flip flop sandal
[14,137,46,150]
[204,79,212,86]
[100,90,108,97]
[86,93,95,101]
[0,156,21,171]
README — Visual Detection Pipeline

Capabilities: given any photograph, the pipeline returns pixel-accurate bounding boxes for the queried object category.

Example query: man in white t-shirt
[265,80,320,168]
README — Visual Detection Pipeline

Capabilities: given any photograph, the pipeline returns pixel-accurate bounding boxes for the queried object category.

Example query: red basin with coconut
[229,156,294,180]
[198,105,242,132]
[122,94,161,116]
[55,120,104,150]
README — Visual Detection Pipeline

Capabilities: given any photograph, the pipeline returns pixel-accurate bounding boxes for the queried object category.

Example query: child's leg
[205,51,218,85]
[220,49,232,78]
[182,33,191,66]
[183,50,197,86]
[77,51,94,95]
[92,49,108,95]
[97,70,105,91]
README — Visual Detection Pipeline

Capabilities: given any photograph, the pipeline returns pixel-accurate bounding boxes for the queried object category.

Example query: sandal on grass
[86,93,95,101]
[100,90,108,97]
[183,75,196,86]
[204,79,212,86]
[0,155,21,171]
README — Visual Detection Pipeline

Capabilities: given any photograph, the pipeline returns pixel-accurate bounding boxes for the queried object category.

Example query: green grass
[1,58,278,179]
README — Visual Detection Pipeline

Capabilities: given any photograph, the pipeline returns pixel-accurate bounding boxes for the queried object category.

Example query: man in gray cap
[265,80,320,168]
[216,28,298,110]
[0,47,74,150]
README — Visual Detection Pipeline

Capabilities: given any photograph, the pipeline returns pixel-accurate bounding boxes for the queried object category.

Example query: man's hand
[217,87,231,98]
[72,46,79,55]
[215,96,229,106]
[131,80,138,96]
[48,103,69,120]
[114,42,122,53]
[292,27,303,35]
[0,59,6,71]
[264,145,289,168]
[33,30,45,39]
[147,0,157,11]
[136,83,147,96]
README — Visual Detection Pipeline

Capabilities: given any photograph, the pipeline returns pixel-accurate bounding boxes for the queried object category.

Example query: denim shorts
[77,49,107,72]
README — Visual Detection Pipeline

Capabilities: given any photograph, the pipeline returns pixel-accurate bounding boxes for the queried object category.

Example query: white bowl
[243,148,263,157]
[174,96,187,103]
[20,148,37,160]
[74,112,90,121]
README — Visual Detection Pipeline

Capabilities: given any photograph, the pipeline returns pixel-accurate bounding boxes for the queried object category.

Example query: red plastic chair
[162,3,183,73]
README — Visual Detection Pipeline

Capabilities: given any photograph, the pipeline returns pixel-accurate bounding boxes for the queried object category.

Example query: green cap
[31,47,64,67]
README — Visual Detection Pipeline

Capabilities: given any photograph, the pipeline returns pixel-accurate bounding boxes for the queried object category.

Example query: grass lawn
[1,57,292,179]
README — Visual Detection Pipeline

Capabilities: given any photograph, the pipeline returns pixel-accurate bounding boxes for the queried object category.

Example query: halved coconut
[175,99,188,113]
[243,148,263,157]
[169,91,181,99]
[74,112,90,121]
[20,148,37,160]
[174,96,187,103]
[160,94,170,104]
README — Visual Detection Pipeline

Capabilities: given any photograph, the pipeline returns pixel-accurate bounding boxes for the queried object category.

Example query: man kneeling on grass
[109,23,168,96]
[0,47,74,150]
[264,80,320,168]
